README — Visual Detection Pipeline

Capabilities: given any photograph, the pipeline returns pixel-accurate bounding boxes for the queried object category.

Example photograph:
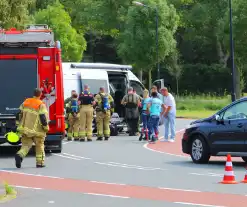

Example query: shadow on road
[0,146,53,158]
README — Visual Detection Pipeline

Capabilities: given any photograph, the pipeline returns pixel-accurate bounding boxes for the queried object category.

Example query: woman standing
[139,89,150,141]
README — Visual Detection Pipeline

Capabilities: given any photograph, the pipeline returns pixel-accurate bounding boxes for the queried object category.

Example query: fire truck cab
[0,24,64,153]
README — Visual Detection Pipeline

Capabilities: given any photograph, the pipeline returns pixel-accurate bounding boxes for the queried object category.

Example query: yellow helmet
[5,132,21,145]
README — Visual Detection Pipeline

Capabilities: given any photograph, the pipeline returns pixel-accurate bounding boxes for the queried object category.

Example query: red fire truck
[0,24,65,153]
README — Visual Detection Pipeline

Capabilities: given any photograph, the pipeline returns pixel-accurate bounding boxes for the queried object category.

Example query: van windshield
[81,79,109,95]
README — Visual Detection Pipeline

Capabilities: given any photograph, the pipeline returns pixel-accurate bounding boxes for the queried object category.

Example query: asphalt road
[1,119,247,207]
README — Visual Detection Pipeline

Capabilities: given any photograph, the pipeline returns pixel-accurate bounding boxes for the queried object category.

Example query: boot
[74,138,79,141]
[87,138,92,142]
[96,137,103,141]
[145,129,149,141]
[67,137,72,141]
[139,133,143,141]
[104,137,109,141]
[15,154,23,168]
[36,164,46,168]
[79,138,85,142]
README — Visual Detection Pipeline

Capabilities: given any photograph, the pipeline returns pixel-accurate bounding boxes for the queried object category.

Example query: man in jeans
[147,92,163,143]
[160,87,176,142]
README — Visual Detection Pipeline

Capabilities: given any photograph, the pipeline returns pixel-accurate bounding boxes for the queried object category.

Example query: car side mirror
[215,114,221,121]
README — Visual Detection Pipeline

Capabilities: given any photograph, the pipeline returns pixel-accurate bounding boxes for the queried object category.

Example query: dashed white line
[84,193,129,199]
[62,141,72,145]
[94,162,162,171]
[0,170,64,179]
[159,187,201,193]
[52,153,80,160]
[174,202,226,207]
[90,181,126,185]
[108,162,165,170]
[12,185,42,190]
[189,173,222,177]
[62,153,91,160]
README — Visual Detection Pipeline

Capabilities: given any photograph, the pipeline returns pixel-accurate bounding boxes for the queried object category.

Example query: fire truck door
[38,48,56,120]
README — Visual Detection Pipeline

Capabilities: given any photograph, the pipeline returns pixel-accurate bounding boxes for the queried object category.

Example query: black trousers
[127,118,139,135]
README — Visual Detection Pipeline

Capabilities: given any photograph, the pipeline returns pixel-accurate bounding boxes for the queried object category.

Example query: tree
[117,0,179,87]
[35,1,87,62]
[60,0,132,35]
[165,50,183,95]
[0,0,34,29]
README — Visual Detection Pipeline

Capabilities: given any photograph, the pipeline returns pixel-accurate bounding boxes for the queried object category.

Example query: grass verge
[175,94,230,119]
[176,110,217,119]
[0,182,17,203]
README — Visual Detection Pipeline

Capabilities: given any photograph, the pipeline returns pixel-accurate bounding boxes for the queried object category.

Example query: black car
[182,97,247,164]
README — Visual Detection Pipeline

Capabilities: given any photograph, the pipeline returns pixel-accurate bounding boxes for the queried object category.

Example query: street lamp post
[229,0,236,102]
[132,1,160,80]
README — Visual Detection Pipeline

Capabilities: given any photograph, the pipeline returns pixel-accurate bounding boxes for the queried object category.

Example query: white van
[62,62,146,99]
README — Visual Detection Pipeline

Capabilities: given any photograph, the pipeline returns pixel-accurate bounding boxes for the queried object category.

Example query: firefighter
[78,85,95,141]
[121,87,140,136]
[65,90,77,108]
[67,93,80,141]
[15,88,49,168]
[40,78,55,115]
[95,87,114,141]
[64,90,77,130]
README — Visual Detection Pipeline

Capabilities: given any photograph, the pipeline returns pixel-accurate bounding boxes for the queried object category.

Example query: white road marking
[108,162,165,170]
[62,153,91,160]
[12,185,42,190]
[84,193,129,199]
[143,128,188,158]
[159,187,201,192]
[190,173,222,177]
[48,201,55,204]
[94,162,163,171]
[62,141,72,145]
[0,170,64,179]
[52,153,80,160]
[90,181,126,185]
[174,202,226,207]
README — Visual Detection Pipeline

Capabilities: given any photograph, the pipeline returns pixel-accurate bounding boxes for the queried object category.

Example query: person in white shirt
[160,87,176,142]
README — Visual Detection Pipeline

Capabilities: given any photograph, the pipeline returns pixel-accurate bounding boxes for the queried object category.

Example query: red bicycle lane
[1,170,247,207]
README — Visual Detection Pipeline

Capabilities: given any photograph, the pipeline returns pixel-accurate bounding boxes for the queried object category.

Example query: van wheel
[242,157,247,162]
[190,135,210,164]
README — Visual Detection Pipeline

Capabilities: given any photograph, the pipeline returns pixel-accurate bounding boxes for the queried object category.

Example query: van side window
[130,80,144,96]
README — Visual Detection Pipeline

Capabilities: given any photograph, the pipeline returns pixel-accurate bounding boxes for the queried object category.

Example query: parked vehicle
[182,97,247,163]
[62,63,167,134]
[0,25,65,153]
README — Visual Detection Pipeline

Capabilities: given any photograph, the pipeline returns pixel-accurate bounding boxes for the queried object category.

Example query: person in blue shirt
[139,89,150,141]
[147,91,164,143]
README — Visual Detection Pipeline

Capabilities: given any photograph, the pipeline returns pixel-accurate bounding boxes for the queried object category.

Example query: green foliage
[176,93,231,111]
[117,0,179,69]
[0,0,34,28]
[172,64,231,94]
[34,1,87,62]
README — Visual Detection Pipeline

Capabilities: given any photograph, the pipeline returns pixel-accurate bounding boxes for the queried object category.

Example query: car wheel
[190,135,210,164]
[242,157,247,162]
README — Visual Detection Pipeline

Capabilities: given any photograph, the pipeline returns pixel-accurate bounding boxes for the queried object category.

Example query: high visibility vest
[17,97,48,137]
